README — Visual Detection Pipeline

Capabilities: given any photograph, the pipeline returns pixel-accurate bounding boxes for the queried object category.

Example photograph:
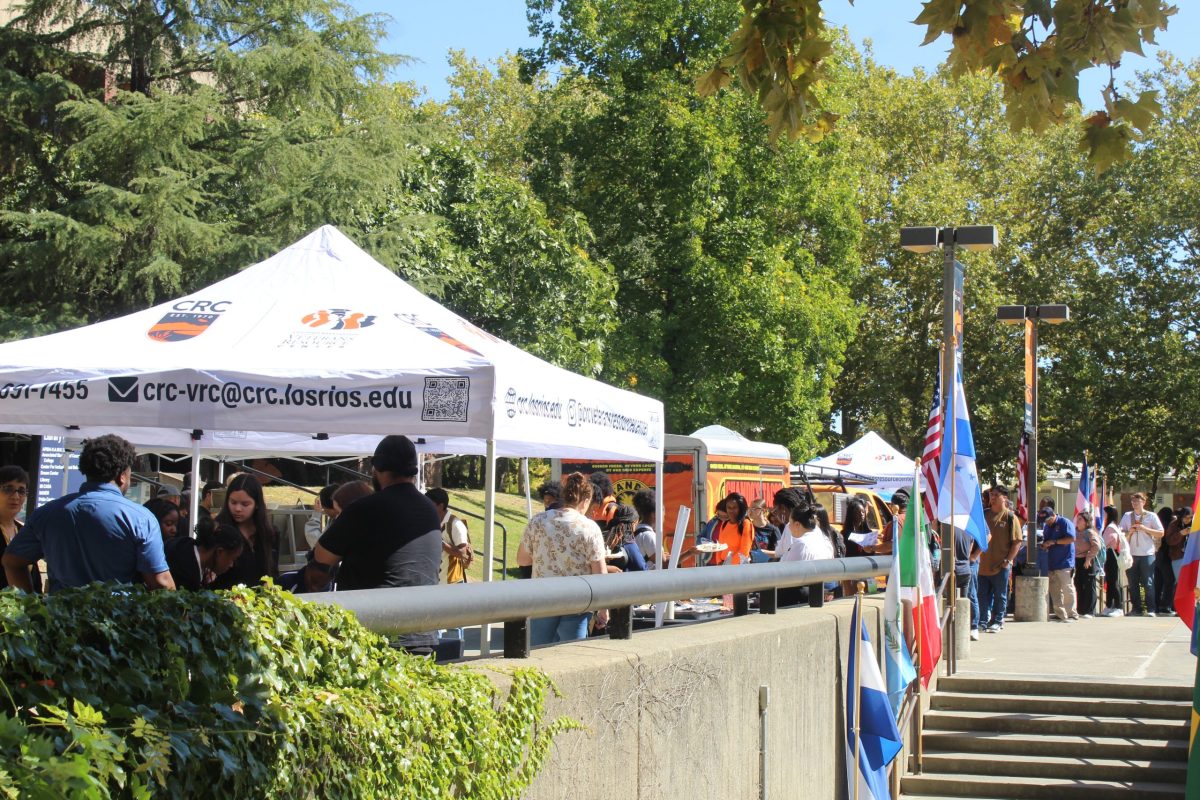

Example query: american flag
[920,368,942,526]
[1016,432,1029,522]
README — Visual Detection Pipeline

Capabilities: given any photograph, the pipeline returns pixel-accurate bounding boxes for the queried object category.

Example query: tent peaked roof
[0,226,663,461]
[805,431,915,488]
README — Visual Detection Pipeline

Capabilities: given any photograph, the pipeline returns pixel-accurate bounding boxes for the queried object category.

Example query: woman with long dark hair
[1101,505,1124,616]
[143,497,181,542]
[710,493,753,566]
[209,473,277,589]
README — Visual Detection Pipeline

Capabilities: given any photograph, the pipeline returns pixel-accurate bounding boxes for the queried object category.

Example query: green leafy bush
[0,585,572,798]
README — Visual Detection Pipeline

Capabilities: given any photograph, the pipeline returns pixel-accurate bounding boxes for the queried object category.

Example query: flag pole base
[1014,575,1049,622]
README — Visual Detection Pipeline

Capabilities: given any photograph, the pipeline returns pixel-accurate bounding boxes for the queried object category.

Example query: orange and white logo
[301,309,376,330]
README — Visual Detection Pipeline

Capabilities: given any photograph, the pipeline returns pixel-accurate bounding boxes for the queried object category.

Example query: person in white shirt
[425,487,472,584]
[1119,492,1164,616]
[777,505,835,562]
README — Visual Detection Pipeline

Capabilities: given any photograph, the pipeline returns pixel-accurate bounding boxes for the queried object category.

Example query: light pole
[902,225,997,670]
[997,303,1070,622]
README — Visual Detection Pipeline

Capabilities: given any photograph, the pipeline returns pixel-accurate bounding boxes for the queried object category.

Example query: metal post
[733,593,750,616]
[608,605,633,639]
[521,457,533,520]
[1026,316,1039,566]
[760,587,778,614]
[188,432,202,538]
[503,618,530,659]
[852,585,864,800]
[940,230,958,676]
[481,440,497,657]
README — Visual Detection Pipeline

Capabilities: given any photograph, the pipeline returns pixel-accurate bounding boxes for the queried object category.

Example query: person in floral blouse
[518,472,609,644]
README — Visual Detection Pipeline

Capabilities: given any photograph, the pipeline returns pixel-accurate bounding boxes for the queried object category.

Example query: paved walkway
[958,614,1194,683]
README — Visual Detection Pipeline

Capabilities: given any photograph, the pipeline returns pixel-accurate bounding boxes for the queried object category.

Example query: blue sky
[363,2,1199,106]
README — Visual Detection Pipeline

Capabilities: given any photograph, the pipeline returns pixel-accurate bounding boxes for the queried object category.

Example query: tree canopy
[698,0,1176,170]
[1,0,1197,485]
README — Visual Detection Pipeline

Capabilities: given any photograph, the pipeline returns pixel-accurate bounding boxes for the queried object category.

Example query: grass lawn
[261,485,533,581]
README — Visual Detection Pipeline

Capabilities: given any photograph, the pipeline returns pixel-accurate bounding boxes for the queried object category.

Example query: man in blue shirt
[1038,502,1076,622]
[2,434,174,592]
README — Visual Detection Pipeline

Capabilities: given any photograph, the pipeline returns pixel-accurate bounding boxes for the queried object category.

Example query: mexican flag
[900,462,942,688]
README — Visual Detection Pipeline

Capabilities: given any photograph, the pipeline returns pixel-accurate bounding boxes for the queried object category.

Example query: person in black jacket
[165,517,245,591]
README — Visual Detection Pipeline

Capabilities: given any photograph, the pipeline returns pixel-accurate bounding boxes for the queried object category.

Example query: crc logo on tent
[836,455,853,466]
[147,300,231,343]
[302,309,376,330]
[108,376,139,403]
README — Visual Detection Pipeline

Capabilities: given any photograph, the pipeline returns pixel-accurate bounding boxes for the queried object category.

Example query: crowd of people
[1,434,1189,656]
[953,488,1193,638]
[0,433,483,656]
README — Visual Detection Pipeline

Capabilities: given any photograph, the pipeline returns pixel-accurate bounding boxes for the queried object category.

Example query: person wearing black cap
[603,504,647,572]
[308,435,442,654]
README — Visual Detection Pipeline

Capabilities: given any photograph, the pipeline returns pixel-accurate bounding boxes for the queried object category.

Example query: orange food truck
[554,424,791,562]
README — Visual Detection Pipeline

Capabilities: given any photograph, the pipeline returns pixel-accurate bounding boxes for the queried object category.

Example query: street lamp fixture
[996,301,1071,622]
[900,224,997,675]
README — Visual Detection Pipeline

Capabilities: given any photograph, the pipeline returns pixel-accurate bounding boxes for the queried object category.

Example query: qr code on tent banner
[422,377,470,422]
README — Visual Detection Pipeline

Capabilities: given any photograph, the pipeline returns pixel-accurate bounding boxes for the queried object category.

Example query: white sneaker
[1148,611,1157,617]
[970,629,980,641]
[1107,608,1124,617]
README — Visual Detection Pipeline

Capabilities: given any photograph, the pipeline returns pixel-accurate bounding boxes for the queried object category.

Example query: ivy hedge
[0,584,572,798]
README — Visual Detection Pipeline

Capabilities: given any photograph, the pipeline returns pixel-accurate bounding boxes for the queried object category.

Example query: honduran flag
[901,462,943,688]
[845,601,904,800]
[936,353,989,553]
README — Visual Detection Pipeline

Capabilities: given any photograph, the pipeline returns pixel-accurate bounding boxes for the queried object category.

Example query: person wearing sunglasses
[0,466,41,591]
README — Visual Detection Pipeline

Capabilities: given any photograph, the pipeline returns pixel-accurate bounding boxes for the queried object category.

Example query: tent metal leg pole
[653,459,665,627]
[188,434,202,538]
[481,440,497,657]
[521,457,532,520]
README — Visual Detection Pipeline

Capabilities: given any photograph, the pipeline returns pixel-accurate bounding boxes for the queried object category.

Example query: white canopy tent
[0,225,665,649]
[803,431,917,494]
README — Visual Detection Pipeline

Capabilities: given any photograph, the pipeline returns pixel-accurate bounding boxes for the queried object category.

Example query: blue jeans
[531,612,592,645]
[957,564,979,629]
[977,567,1010,629]
[1127,555,1155,614]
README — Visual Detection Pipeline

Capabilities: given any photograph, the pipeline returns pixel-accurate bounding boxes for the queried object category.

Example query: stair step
[923,709,1188,740]
[922,730,1189,762]
[916,752,1186,784]
[941,673,1191,702]
[901,773,1185,799]
[931,690,1189,719]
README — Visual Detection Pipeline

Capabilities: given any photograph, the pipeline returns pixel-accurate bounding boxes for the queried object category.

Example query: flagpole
[912,459,924,777]
[854,582,865,800]
[948,339,958,675]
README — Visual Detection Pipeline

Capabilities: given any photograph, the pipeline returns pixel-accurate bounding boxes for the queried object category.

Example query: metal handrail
[304,556,890,636]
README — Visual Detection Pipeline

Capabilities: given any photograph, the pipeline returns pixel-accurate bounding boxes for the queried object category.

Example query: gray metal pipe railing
[304,555,891,636]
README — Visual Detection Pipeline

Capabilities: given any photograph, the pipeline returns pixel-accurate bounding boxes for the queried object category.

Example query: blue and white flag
[846,601,904,800]
[936,354,989,552]
[883,523,917,718]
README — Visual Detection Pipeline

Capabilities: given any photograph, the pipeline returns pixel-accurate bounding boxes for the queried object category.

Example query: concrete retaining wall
[476,599,890,800]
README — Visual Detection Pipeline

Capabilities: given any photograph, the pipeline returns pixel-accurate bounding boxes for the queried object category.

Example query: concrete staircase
[901,673,1190,799]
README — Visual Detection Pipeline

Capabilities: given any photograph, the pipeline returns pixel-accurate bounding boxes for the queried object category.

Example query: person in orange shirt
[587,472,618,526]
[711,493,754,566]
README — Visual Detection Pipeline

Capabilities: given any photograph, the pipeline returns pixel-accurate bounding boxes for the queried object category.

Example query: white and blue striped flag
[846,601,904,800]
[937,353,990,553]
